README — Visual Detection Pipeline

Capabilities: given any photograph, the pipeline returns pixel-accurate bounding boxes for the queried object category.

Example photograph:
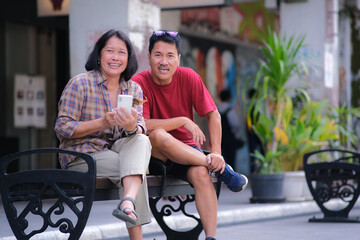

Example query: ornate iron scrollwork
[304,149,360,222]
[149,194,203,240]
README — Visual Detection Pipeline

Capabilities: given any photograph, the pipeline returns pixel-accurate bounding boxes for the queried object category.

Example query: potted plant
[245,30,306,202]
[245,30,327,202]
[246,29,360,202]
[278,91,339,201]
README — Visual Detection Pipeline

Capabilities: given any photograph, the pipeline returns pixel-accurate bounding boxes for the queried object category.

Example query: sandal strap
[117,197,136,210]
[122,207,138,219]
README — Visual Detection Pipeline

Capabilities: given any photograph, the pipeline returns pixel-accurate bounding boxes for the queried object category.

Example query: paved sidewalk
[1,183,359,240]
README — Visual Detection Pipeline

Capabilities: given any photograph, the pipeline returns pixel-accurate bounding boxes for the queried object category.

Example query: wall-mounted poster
[14,74,46,128]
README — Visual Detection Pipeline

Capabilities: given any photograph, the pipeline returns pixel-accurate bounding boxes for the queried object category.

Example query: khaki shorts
[68,134,152,228]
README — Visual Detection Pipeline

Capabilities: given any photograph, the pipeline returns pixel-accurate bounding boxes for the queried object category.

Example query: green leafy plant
[247,30,307,174]
[277,90,338,171]
[247,30,339,174]
[327,103,360,149]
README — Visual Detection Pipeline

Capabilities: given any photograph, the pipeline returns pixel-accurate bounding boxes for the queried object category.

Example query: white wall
[280,0,341,106]
[69,0,129,77]
[280,0,328,101]
[69,0,160,77]
[128,0,161,73]
[161,10,182,31]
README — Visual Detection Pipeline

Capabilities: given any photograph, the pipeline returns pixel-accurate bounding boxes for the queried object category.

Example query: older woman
[54,29,151,240]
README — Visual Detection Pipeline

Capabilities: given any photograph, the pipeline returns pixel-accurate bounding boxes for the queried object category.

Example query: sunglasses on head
[153,30,178,37]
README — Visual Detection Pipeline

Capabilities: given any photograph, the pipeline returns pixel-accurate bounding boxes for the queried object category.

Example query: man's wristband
[126,126,138,136]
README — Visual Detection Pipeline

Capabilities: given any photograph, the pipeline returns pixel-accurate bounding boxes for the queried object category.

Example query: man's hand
[183,118,206,145]
[206,153,226,174]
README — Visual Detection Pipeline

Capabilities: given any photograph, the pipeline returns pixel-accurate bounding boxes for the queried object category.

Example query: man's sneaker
[216,163,248,192]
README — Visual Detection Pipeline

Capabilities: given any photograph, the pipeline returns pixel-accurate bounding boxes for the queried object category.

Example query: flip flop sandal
[112,197,138,225]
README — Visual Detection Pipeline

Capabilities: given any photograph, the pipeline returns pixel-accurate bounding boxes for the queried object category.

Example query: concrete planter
[283,171,305,201]
[283,171,313,202]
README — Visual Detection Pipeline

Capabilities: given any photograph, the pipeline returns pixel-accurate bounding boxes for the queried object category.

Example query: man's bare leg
[150,129,218,237]
[149,128,208,165]
[149,128,248,194]
[188,165,217,238]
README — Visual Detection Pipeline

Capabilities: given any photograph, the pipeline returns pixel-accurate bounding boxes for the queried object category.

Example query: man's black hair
[148,31,182,55]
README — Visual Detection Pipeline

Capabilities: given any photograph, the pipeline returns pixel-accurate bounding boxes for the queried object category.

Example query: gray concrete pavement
[144,208,360,240]
[1,183,360,240]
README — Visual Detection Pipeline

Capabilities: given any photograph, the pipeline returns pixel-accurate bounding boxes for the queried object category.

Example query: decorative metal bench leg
[149,195,203,240]
[308,181,360,223]
[303,149,360,223]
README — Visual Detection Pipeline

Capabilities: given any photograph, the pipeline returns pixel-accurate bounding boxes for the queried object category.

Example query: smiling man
[132,30,248,240]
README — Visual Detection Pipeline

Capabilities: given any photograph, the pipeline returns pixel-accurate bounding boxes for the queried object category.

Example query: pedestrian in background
[218,88,244,169]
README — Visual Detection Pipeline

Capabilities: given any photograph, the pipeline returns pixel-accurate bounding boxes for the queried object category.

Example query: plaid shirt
[54,70,146,168]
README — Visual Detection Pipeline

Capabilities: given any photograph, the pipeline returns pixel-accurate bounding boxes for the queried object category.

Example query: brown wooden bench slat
[95,175,218,189]
[94,175,219,200]
[95,177,117,189]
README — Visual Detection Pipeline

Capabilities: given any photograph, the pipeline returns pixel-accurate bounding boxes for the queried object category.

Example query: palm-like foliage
[327,104,360,149]
[247,30,339,174]
[277,91,338,171]
[258,31,304,98]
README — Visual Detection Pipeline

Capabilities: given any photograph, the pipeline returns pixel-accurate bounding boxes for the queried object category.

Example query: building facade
[0,0,356,173]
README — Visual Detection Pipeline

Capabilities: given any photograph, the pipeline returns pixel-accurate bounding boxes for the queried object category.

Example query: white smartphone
[117,94,133,114]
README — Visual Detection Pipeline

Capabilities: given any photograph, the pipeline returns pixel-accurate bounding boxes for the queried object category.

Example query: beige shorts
[68,134,152,228]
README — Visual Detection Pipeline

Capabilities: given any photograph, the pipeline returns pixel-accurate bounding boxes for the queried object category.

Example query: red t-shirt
[133,67,217,146]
